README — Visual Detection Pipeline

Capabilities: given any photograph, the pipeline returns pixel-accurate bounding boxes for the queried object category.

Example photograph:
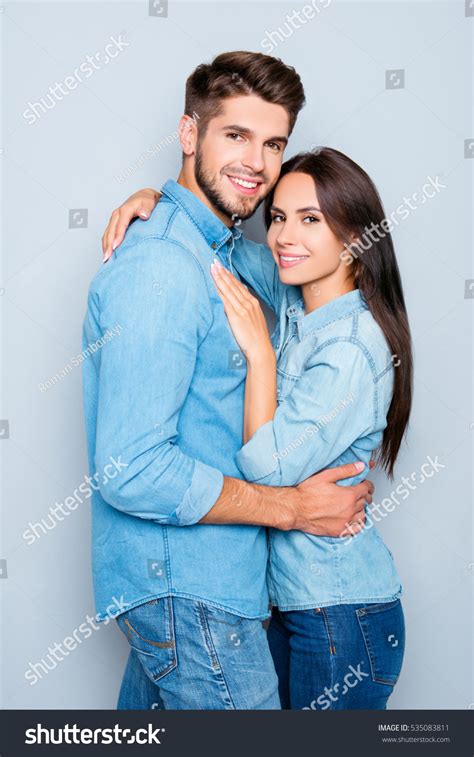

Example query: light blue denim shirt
[232,243,403,610]
[82,180,271,622]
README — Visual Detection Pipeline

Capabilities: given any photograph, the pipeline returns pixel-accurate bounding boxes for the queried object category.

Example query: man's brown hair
[184,51,305,137]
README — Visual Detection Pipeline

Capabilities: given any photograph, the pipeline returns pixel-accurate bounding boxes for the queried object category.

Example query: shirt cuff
[171,460,224,525]
[235,421,279,483]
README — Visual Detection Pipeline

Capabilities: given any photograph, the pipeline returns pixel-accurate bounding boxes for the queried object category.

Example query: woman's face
[266,172,351,288]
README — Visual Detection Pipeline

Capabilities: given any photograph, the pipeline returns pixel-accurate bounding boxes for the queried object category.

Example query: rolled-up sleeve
[235,341,376,486]
[84,237,224,525]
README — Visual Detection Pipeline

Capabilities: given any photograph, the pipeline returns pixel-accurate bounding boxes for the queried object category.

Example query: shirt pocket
[276,367,300,403]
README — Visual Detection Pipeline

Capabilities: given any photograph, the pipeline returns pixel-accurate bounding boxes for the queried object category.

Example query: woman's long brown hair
[264,148,413,478]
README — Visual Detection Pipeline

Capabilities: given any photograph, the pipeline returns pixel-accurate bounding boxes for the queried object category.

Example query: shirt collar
[160,179,240,252]
[286,289,368,339]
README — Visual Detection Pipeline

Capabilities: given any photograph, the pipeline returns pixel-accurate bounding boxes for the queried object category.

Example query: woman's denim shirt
[232,242,402,610]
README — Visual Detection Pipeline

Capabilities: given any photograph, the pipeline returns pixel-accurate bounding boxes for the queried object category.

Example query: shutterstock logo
[25,723,165,745]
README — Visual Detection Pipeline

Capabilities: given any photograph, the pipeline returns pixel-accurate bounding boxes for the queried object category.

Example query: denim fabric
[116,597,281,710]
[267,599,405,710]
[232,245,403,609]
[82,179,271,623]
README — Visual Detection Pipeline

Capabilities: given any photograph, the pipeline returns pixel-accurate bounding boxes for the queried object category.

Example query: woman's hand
[102,188,161,261]
[211,258,277,442]
[210,259,274,364]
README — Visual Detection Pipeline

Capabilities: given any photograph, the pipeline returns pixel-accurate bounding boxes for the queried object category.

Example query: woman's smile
[277,251,310,268]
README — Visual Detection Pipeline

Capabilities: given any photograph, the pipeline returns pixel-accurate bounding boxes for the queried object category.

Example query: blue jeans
[116,596,281,710]
[267,599,405,710]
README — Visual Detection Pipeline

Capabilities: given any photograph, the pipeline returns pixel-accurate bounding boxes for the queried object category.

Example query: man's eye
[266,142,281,152]
[227,132,244,141]
[271,214,285,223]
[303,215,319,223]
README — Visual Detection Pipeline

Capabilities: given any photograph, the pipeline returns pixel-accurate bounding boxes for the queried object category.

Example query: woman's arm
[210,259,277,443]
[243,347,277,443]
[102,188,161,260]
[235,341,379,487]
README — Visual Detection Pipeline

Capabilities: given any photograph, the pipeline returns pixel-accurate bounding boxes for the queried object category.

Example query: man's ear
[178,115,198,156]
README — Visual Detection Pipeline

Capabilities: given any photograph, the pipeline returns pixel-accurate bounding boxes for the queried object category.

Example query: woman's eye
[303,215,319,224]
[271,214,285,223]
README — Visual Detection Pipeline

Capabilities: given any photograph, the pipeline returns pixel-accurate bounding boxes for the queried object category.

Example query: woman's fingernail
[112,240,118,251]
[355,461,365,472]
[139,212,149,219]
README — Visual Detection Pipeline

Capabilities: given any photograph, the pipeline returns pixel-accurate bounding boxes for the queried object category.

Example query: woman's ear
[178,115,198,156]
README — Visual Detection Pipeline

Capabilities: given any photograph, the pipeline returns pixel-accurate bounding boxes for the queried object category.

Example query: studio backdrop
[0,0,472,710]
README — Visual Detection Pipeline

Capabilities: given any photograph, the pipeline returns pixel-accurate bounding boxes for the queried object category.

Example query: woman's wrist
[246,342,276,367]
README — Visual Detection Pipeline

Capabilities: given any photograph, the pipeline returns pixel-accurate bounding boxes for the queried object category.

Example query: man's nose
[242,146,265,175]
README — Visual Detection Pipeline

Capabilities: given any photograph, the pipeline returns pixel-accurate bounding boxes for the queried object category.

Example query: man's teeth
[280,255,308,262]
[230,177,258,189]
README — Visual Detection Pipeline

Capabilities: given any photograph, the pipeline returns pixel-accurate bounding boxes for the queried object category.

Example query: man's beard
[194,144,265,223]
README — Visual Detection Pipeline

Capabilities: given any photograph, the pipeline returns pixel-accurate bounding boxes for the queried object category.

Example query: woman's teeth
[280,256,307,262]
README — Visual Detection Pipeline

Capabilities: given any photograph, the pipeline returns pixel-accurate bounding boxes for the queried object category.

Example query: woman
[102,148,413,710]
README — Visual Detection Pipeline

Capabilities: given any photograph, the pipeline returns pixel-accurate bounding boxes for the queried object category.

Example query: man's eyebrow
[221,125,288,145]
[270,205,323,213]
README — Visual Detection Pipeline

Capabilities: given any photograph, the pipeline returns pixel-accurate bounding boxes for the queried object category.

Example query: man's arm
[86,237,225,526]
[201,464,372,537]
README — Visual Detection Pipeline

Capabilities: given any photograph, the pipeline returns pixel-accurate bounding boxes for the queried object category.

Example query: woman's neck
[301,278,357,314]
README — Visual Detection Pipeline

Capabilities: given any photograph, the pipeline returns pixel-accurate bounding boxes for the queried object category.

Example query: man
[83,51,373,710]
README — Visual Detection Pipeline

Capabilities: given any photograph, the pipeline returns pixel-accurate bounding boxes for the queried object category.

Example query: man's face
[193,94,290,221]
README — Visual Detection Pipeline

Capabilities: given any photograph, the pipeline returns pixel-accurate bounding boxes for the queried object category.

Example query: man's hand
[288,462,374,537]
[102,188,160,261]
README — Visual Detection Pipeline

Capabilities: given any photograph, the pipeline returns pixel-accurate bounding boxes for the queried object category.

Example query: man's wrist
[252,482,299,531]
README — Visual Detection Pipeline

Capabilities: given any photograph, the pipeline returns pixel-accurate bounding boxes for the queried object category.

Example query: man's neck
[177,167,233,228]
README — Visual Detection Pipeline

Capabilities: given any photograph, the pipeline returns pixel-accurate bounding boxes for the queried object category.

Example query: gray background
[1,0,472,709]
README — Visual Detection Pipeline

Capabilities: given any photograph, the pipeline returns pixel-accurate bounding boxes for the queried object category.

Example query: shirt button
[211,242,217,249]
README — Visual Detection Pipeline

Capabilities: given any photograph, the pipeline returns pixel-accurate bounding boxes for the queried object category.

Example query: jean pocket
[116,597,177,683]
[356,599,405,686]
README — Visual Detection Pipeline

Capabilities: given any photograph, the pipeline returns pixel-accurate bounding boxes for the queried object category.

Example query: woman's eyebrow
[270,205,323,213]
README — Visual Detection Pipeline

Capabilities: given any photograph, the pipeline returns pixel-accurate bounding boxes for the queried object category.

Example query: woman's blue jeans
[267,598,405,710]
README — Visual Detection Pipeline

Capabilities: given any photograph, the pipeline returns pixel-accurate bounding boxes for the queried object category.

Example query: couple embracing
[83,50,412,710]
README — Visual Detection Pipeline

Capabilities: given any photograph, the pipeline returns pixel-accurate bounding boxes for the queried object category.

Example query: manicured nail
[139,212,149,219]
[355,461,365,472]
[112,240,118,251]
